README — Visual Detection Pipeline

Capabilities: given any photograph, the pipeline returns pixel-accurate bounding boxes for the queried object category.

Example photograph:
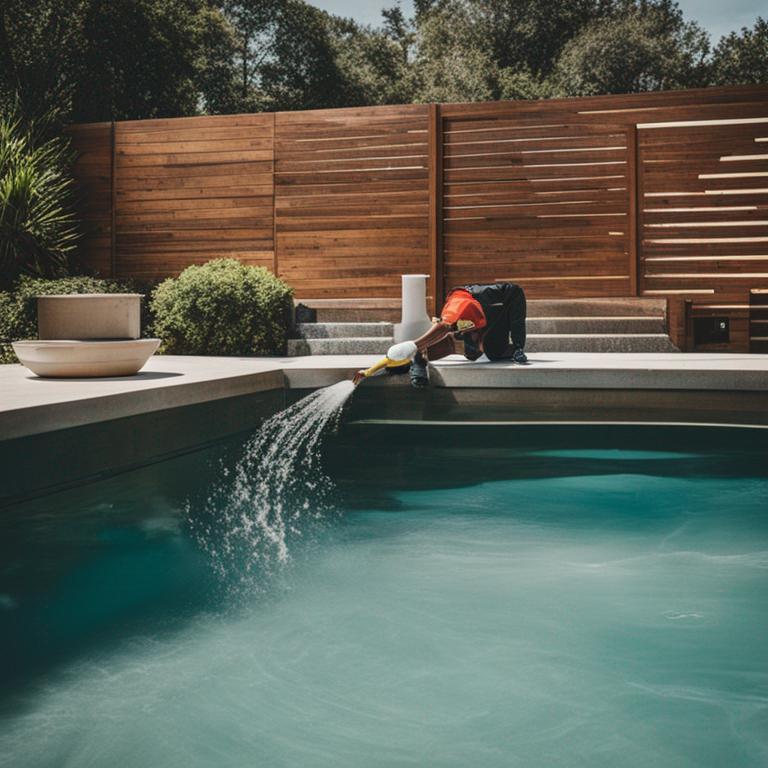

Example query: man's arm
[352,320,453,385]
[414,319,453,352]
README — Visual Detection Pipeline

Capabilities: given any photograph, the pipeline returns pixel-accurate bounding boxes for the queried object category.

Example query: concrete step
[527,317,666,334]
[295,297,668,322]
[289,297,679,354]
[287,337,393,356]
[295,299,400,323]
[526,334,679,353]
[294,322,394,339]
[527,298,666,318]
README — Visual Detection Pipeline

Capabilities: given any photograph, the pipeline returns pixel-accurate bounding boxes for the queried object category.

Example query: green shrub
[150,259,294,356]
[0,115,80,291]
[0,274,148,363]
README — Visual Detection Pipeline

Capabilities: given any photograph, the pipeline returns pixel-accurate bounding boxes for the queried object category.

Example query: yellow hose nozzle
[359,340,418,380]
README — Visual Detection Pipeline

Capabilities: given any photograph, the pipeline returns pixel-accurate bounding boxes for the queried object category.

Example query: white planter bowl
[38,294,142,340]
[12,339,161,378]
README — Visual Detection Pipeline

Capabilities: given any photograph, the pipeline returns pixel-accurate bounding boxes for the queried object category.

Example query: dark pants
[465,283,527,360]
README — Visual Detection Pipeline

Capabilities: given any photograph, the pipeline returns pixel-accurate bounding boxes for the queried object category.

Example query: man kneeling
[354,282,527,388]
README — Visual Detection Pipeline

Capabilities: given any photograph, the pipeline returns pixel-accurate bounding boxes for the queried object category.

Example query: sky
[309,0,764,45]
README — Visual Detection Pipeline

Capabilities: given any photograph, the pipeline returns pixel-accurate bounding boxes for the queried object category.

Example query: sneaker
[511,347,528,364]
[409,359,429,388]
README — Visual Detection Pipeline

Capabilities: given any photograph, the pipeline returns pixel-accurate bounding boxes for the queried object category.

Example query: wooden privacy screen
[274,105,431,298]
[67,85,768,348]
[639,116,768,352]
[69,114,275,280]
[440,111,633,299]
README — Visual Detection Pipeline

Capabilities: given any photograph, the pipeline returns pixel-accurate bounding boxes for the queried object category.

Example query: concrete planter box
[38,293,142,340]
[13,293,160,378]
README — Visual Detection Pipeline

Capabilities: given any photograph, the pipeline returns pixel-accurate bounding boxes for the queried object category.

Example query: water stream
[188,380,355,589]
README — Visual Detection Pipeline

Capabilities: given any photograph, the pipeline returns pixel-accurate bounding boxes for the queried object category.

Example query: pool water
[1,412,767,766]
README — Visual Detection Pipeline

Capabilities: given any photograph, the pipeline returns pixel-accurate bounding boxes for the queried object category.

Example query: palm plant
[0,115,80,290]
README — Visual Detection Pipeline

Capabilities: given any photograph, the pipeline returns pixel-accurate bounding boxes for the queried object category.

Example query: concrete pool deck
[2,351,768,505]
[3,351,768,436]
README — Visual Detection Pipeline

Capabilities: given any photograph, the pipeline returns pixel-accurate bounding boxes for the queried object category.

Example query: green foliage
[329,17,416,106]
[710,18,768,86]
[71,0,234,123]
[410,0,616,103]
[550,4,710,96]
[1,0,234,125]
[412,0,504,103]
[220,0,349,112]
[0,115,80,291]
[218,0,280,112]
[150,259,294,357]
[0,0,85,129]
[259,1,347,111]
[3,0,764,127]
[0,274,143,363]
[463,0,617,78]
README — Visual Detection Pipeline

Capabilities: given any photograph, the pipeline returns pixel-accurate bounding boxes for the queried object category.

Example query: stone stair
[525,298,679,353]
[288,322,394,356]
[287,297,680,355]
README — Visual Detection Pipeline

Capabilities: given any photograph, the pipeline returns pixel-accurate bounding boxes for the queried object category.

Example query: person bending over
[353,282,527,388]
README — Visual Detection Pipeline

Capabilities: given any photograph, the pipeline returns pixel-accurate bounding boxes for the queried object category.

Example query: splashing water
[189,380,355,590]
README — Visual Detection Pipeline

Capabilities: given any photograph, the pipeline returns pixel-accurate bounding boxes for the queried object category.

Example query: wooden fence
[68,84,768,351]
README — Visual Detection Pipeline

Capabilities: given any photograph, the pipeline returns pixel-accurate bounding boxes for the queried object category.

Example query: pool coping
[2,351,768,506]
[2,351,768,442]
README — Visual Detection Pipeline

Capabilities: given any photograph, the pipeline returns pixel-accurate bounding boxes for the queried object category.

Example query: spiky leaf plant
[0,115,80,290]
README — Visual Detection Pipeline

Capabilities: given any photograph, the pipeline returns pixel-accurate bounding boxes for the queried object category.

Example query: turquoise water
[1,401,767,766]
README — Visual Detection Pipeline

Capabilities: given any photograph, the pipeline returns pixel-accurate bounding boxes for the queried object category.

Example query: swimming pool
[1,400,767,766]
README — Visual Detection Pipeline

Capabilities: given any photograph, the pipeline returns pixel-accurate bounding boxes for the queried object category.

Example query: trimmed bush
[150,260,294,356]
[0,274,148,363]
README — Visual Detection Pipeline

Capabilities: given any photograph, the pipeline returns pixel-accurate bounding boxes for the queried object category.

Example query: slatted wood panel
[113,114,275,281]
[65,85,768,351]
[274,105,431,298]
[440,115,632,299]
[68,123,113,277]
[638,117,768,352]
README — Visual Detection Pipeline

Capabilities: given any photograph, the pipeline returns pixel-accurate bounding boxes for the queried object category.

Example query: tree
[218,0,348,112]
[0,0,86,126]
[72,0,234,123]
[216,0,280,112]
[409,0,625,102]
[411,0,503,103]
[710,17,768,86]
[381,4,415,62]
[258,1,346,111]
[464,0,618,78]
[1,0,233,125]
[550,2,710,96]
[328,17,415,106]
